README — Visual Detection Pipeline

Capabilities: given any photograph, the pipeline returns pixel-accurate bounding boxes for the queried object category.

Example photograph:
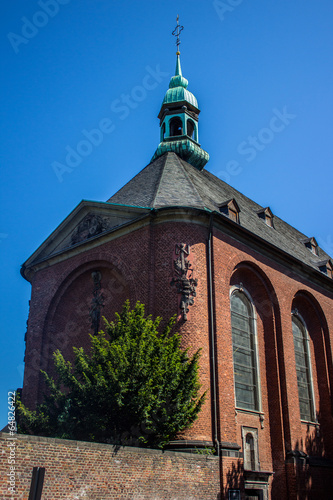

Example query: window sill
[301,419,319,427]
[236,408,264,416]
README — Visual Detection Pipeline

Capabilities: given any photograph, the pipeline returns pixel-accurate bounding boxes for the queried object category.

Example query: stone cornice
[21,206,333,295]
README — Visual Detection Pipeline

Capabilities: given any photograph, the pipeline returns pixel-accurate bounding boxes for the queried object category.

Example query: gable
[22,200,151,277]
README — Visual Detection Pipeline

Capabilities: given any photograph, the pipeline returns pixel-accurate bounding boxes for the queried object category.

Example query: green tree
[17,301,205,448]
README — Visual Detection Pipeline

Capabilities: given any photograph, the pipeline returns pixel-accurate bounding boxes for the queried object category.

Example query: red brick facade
[19,206,333,499]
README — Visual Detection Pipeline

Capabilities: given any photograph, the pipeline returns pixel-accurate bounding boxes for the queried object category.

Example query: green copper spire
[169,55,189,90]
[175,54,181,75]
[151,16,209,171]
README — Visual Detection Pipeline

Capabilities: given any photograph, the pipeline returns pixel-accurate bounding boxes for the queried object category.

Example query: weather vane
[172,14,184,55]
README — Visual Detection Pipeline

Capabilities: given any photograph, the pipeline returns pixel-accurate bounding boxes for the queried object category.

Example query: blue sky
[1,0,332,429]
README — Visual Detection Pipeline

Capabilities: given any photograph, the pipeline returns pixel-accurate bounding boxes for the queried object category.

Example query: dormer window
[219,199,240,223]
[301,237,318,256]
[318,260,333,278]
[257,207,274,228]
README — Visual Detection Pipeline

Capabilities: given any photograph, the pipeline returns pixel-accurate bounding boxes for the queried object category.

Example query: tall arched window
[292,314,315,421]
[230,289,260,411]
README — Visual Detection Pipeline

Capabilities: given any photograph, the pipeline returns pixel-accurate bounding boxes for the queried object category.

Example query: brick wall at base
[0,432,221,500]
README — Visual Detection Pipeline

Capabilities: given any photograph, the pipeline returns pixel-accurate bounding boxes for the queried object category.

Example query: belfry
[18,17,333,500]
[152,19,209,170]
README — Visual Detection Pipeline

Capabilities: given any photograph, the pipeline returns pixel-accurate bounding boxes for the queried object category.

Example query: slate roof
[107,152,332,275]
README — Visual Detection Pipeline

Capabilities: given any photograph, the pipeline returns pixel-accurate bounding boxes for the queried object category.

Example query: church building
[20,26,333,500]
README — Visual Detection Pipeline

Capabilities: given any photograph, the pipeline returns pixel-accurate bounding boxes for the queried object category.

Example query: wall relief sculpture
[170,243,197,321]
[89,271,104,334]
[71,213,108,244]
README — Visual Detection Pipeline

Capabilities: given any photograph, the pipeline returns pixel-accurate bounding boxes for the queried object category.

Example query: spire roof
[163,17,197,108]
[168,55,189,89]
[162,54,197,108]
[108,153,205,209]
[106,152,333,278]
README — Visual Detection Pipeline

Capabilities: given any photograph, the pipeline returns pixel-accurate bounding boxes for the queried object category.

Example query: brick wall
[211,226,333,499]
[211,227,333,454]
[0,432,220,500]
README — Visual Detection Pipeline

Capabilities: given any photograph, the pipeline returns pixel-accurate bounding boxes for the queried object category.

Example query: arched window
[292,314,315,421]
[230,289,260,411]
[186,119,195,139]
[245,433,255,470]
[169,117,183,136]
[242,427,259,471]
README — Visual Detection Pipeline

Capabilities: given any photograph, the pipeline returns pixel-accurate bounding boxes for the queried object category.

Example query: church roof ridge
[152,153,206,208]
[150,153,171,208]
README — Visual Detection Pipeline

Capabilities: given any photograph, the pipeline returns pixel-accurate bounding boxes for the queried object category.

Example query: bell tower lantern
[151,17,209,171]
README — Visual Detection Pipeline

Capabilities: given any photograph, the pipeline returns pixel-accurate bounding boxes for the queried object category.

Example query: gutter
[207,213,220,459]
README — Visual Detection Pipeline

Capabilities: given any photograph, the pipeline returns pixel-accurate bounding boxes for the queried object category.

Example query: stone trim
[0,432,217,461]
[220,441,242,458]
[165,439,216,454]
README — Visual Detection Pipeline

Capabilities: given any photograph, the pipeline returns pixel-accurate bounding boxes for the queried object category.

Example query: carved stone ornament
[89,271,104,335]
[170,243,198,321]
[71,213,108,245]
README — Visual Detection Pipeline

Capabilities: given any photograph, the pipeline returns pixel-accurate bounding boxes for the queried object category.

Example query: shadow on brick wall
[292,413,333,499]
[224,459,242,498]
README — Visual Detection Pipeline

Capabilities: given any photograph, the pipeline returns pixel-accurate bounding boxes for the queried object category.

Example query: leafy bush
[17,301,205,448]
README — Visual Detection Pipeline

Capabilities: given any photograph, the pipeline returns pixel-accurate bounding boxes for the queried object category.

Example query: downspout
[207,212,220,458]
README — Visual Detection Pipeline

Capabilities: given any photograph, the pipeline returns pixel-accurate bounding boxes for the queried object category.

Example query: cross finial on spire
[172,14,184,55]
